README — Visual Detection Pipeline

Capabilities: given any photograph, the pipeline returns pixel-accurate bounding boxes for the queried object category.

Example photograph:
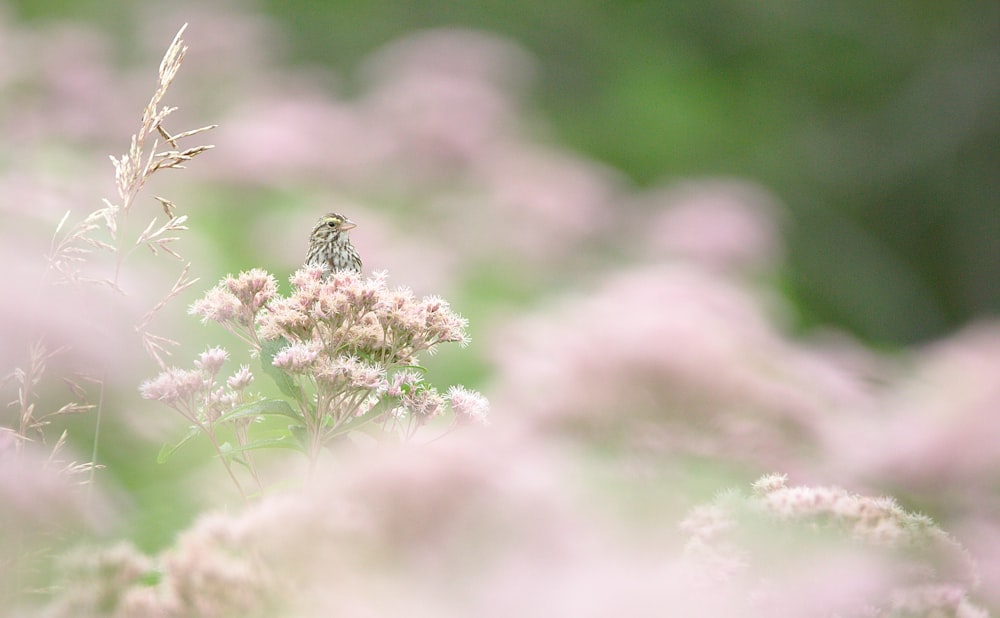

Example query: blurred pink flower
[820,322,1000,608]
[207,94,394,186]
[489,263,872,474]
[362,29,532,174]
[137,3,284,101]
[446,143,622,262]
[829,323,1000,492]
[955,517,1000,611]
[635,179,785,274]
[681,474,986,616]
[1,22,137,147]
[0,441,117,608]
[0,219,175,385]
[42,438,990,617]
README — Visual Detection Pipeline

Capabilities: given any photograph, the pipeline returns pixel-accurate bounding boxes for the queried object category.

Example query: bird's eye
[327,221,337,227]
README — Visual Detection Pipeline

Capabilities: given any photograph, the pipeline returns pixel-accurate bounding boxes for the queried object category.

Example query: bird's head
[311,212,356,239]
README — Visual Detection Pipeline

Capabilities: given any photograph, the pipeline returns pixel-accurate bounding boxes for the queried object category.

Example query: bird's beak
[341,219,357,231]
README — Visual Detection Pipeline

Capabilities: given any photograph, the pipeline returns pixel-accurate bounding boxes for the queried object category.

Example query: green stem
[86,373,106,502]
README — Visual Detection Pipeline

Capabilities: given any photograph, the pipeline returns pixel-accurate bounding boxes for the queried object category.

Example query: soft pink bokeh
[0,4,996,615]
[820,323,1000,607]
[488,261,873,476]
[635,179,785,273]
[43,434,989,617]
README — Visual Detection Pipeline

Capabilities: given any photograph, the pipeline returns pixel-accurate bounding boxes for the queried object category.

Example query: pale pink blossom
[224,268,277,313]
[448,385,490,426]
[289,264,327,290]
[256,296,312,342]
[139,368,207,405]
[189,285,241,325]
[226,365,253,391]
[344,358,385,390]
[190,270,277,334]
[258,268,471,364]
[272,342,320,374]
[193,346,229,377]
[421,295,470,347]
[313,355,386,391]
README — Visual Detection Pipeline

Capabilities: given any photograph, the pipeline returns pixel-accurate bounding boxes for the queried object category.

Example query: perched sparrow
[304,212,362,275]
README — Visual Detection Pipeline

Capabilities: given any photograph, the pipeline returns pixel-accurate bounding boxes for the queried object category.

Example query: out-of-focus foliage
[9,0,998,344]
[255,0,1000,346]
[2,2,1000,616]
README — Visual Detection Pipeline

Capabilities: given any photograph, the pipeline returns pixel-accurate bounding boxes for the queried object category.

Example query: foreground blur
[0,5,996,616]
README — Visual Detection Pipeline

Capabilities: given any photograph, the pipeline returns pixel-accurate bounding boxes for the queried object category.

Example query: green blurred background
[2,3,1000,600]
[9,0,999,345]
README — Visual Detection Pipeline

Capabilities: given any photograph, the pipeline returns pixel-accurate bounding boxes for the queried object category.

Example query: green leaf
[230,429,306,467]
[289,424,308,449]
[218,398,300,424]
[227,435,303,454]
[157,426,200,464]
[260,337,300,399]
[389,364,426,376]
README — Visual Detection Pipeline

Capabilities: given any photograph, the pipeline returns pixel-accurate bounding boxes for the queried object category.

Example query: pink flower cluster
[155,266,486,460]
[42,437,989,618]
[488,262,868,473]
[263,267,478,435]
[257,266,469,366]
[140,346,252,424]
[680,474,985,616]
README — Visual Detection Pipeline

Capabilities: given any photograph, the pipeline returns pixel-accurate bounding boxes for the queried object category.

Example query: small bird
[305,212,362,275]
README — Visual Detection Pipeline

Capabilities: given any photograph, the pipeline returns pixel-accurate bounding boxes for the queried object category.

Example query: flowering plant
[679,474,985,616]
[142,266,488,495]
